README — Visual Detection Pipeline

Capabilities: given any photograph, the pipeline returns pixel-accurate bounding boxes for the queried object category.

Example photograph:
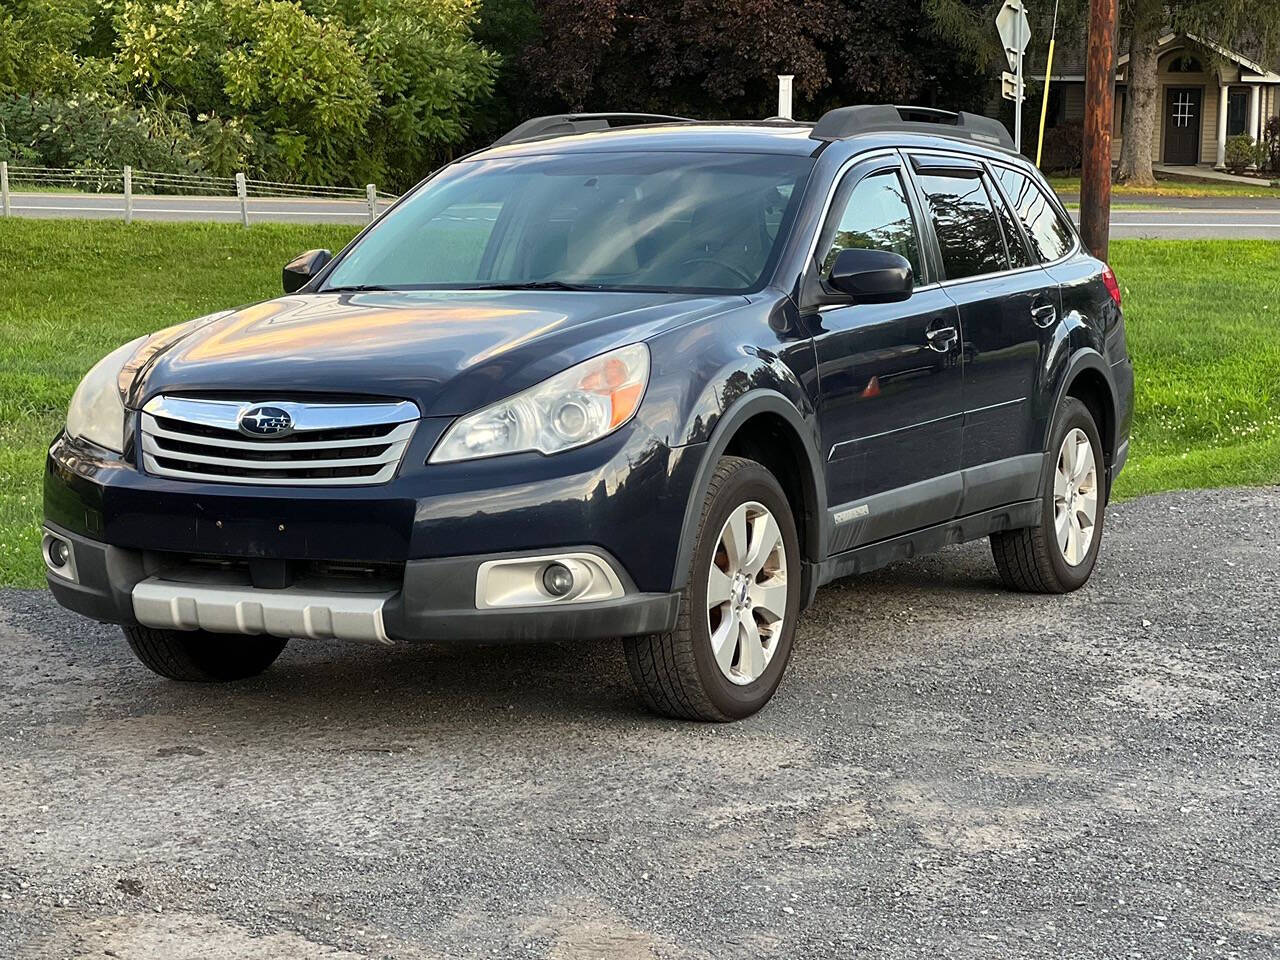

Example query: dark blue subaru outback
[43,106,1133,720]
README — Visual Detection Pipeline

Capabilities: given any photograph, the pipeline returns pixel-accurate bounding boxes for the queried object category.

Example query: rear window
[995,167,1076,263]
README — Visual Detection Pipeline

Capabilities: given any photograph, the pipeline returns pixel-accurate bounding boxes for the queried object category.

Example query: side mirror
[826,248,913,304]
[282,249,332,293]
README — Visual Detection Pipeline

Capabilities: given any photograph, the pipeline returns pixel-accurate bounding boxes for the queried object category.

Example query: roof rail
[492,113,695,147]
[809,105,1015,150]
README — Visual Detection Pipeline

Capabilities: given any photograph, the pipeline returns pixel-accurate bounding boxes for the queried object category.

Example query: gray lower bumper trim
[132,578,395,644]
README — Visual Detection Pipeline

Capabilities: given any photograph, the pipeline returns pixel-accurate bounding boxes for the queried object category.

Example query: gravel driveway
[2,487,1278,959]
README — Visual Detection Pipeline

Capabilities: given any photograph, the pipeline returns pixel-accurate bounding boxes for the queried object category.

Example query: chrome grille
[140,395,418,486]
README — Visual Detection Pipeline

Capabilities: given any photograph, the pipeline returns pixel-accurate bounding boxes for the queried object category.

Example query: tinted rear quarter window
[917,172,1009,280]
[996,167,1075,262]
[987,176,1032,269]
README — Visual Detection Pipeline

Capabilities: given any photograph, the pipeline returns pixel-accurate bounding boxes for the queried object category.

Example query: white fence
[0,162,400,225]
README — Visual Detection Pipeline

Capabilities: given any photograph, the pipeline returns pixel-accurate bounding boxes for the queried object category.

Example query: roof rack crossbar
[492,113,696,147]
[809,105,1015,151]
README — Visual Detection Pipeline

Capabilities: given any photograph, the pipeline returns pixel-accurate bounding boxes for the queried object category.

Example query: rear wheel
[122,625,287,682]
[990,396,1106,593]
[624,456,801,721]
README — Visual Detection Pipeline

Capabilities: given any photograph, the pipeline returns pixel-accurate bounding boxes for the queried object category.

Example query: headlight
[430,343,650,463]
[65,336,148,453]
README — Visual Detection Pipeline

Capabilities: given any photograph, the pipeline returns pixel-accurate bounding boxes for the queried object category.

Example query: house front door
[1164,86,1202,164]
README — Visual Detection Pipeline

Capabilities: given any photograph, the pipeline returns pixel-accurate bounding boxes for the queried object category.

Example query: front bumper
[45,522,680,643]
[44,426,698,644]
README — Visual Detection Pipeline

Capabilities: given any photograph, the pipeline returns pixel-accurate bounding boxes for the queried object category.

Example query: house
[1046,32,1280,168]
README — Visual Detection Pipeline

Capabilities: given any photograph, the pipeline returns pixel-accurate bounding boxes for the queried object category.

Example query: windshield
[322,151,813,294]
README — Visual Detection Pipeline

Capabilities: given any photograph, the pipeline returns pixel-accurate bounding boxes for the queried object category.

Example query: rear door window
[995,167,1076,263]
[917,171,1010,280]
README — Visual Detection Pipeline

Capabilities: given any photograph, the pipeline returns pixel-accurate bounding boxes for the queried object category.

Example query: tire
[122,625,288,682]
[624,456,802,721]
[991,396,1106,593]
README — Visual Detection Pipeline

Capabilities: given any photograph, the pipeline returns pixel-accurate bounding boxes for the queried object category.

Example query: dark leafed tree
[1115,0,1280,185]
[490,0,1001,127]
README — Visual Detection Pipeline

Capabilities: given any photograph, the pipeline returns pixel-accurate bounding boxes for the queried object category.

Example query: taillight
[1101,264,1122,307]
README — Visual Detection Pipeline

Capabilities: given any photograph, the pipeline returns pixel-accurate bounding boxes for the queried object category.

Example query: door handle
[1031,303,1057,328]
[925,323,958,352]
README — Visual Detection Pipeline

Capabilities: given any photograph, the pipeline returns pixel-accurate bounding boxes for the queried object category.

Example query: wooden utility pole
[1079,0,1117,259]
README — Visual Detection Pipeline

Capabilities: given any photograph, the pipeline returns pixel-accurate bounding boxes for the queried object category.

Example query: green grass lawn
[0,220,360,587]
[1,220,1277,586]
[1047,174,1280,199]
[1107,238,1280,497]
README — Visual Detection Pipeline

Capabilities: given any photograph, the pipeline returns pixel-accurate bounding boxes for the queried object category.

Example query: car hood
[125,290,740,417]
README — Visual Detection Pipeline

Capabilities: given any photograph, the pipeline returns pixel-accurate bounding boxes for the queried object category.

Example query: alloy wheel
[705,501,789,685]
[1053,427,1099,566]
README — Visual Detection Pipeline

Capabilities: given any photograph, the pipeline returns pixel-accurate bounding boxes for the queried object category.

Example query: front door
[1164,87,1202,165]
[806,158,964,551]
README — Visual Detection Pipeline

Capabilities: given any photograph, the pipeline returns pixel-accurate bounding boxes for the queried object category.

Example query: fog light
[42,530,78,583]
[542,562,575,597]
[475,552,624,609]
[47,539,69,568]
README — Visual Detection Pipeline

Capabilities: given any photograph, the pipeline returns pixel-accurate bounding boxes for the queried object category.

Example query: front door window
[1172,91,1195,127]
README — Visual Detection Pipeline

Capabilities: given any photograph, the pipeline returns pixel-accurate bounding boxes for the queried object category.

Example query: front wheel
[624,456,802,721]
[990,396,1106,593]
[122,625,288,682]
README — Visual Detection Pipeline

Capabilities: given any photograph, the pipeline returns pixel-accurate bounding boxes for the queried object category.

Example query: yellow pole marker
[1036,0,1060,168]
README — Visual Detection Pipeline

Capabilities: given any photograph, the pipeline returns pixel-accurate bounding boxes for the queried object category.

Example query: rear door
[804,154,965,550]
[989,161,1085,459]
[907,153,1058,514]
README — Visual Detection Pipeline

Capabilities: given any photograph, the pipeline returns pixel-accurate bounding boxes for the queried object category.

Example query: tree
[489,0,1001,128]
[323,0,499,182]
[2,0,496,188]
[1115,0,1280,185]
[0,0,112,97]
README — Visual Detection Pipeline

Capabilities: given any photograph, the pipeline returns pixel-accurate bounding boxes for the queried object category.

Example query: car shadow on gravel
[2,542,1023,733]
[5,544,1022,732]
[161,638,650,727]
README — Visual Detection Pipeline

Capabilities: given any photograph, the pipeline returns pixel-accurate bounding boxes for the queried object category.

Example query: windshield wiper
[322,284,395,293]
[463,280,604,291]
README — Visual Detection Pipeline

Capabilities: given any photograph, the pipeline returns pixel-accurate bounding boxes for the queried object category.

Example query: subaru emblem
[238,405,294,438]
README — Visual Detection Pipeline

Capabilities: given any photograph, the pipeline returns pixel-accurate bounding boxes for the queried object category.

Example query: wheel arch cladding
[1066,367,1116,469]
[1048,348,1119,498]
[671,391,826,594]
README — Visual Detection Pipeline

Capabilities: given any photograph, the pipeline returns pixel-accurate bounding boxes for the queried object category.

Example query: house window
[1045,88,1065,127]
[1227,88,1249,136]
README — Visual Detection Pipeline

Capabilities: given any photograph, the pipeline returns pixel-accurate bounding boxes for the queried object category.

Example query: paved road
[2,487,1278,958]
[9,191,1280,237]
[1096,209,1280,238]
[5,192,391,224]
[1061,193,1280,210]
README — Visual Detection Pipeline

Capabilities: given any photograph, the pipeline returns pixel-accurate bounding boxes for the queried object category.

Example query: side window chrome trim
[934,263,1052,290]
